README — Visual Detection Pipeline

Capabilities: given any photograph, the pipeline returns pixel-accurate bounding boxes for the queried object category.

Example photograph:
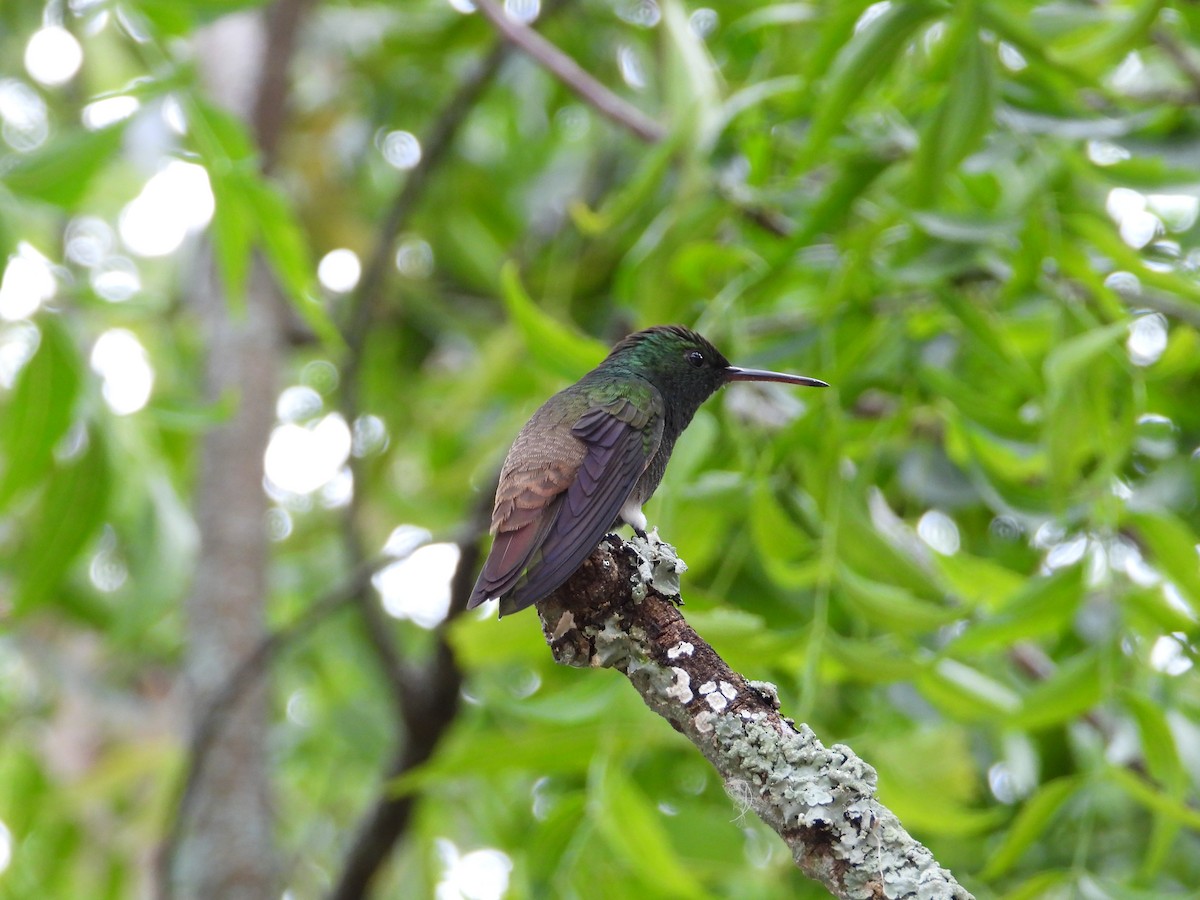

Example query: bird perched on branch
[468,325,827,616]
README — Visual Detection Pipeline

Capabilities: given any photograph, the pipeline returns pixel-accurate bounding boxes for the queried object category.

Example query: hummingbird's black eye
[686,350,705,368]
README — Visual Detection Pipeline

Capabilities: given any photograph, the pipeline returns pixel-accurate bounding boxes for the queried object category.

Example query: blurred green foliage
[1,0,1199,897]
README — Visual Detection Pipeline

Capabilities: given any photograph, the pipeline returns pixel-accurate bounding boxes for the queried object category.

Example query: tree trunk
[169,3,305,895]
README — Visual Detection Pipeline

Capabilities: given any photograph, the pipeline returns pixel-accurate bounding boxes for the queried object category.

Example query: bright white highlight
[119,160,214,257]
[264,413,352,495]
[1149,633,1193,676]
[25,27,83,86]
[855,1,891,33]
[0,818,11,875]
[0,243,57,321]
[91,328,155,415]
[383,523,433,558]
[0,321,41,389]
[917,509,960,556]
[381,130,422,170]
[276,385,323,422]
[0,78,49,151]
[435,839,512,900]
[317,248,361,293]
[504,0,540,24]
[1147,193,1199,233]
[1127,313,1168,367]
[375,543,461,629]
[82,95,139,129]
[1106,187,1162,249]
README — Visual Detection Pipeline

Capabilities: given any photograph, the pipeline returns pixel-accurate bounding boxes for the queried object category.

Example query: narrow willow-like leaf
[0,316,81,510]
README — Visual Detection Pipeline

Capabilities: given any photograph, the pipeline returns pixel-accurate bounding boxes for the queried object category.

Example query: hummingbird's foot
[633,526,648,540]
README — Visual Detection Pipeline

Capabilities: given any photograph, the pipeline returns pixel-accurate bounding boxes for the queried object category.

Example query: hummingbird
[467,325,828,616]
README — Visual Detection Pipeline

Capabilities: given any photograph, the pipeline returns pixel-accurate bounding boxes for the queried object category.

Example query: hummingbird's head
[607,325,828,405]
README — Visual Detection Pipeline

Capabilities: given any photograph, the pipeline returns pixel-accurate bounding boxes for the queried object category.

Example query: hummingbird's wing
[469,390,663,616]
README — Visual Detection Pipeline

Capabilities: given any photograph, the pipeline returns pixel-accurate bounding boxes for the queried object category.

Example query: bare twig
[470,0,803,239]
[342,36,514,399]
[472,0,666,143]
[1152,26,1200,102]
[535,535,974,900]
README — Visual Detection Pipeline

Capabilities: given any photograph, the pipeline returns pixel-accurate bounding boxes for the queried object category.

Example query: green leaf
[205,167,255,310]
[949,567,1085,654]
[591,759,705,897]
[1001,870,1075,900]
[911,1,994,204]
[918,657,1021,721]
[824,634,924,682]
[871,726,1005,836]
[1122,690,1185,792]
[184,93,257,165]
[749,483,818,589]
[13,427,111,613]
[499,262,607,380]
[1008,652,1103,730]
[834,498,947,601]
[1107,766,1200,831]
[1042,320,1129,406]
[933,552,1026,613]
[661,0,721,150]
[1056,0,1166,68]
[979,777,1081,879]
[0,125,126,207]
[1128,512,1200,616]
[0,317,82,510]
[801,0,943,167]
[243,179,342,348]
[837,564,961,634]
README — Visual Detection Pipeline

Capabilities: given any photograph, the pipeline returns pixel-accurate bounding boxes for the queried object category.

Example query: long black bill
[724,366,829,388]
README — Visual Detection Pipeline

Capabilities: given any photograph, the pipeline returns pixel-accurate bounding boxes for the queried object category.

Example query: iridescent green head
[603,325,827,404]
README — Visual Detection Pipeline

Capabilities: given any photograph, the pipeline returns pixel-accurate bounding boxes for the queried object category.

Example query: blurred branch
[342,0,566,397]
[159,561,379,896]
[253,0,313,170]
[472,0,665,143]
[1128,289,1200,332]
[325,7,569,894]
[471,0,794,238]
[535,536,975,900]
[328,527,486,900]
[1152,26,1200,103]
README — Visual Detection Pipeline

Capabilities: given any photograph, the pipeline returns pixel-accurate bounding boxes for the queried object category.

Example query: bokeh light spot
[91,328,154,415]
[25,27,83,86]
[381,130,421,170]
[317,249,361,293]
[435,839,512,900]
[0,244,57,321]
[82,95,139,129]
[264,413,352,495]
[1127,313,1168,367]
[917,509,960,556]
[375,543,461,629]
[119,161,214,257]
[0,79,49,151]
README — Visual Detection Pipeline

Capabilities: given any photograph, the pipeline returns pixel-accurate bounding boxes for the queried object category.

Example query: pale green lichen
[710,713,968,899]
[747,680,781,710]
[627,529,688,598]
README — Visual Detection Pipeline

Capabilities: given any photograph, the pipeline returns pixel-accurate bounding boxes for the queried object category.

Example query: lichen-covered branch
[535,535,974,900]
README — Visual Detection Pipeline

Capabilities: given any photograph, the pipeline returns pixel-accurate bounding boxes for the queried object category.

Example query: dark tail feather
[467,500,561,611]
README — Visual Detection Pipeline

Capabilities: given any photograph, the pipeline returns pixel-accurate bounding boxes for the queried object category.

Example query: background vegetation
[1,0,1198,897]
